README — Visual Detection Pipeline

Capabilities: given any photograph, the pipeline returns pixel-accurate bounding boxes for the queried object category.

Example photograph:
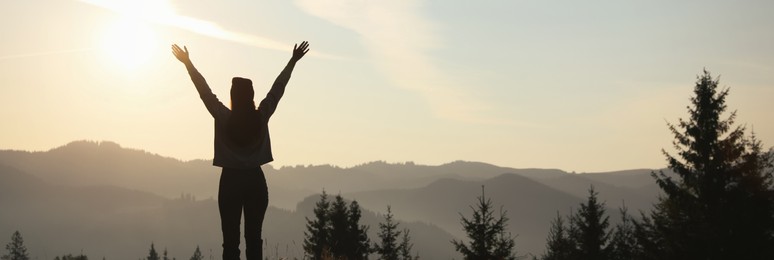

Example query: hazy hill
[266,160,570,209]
[0,141,219,199]
[0,163,188,259]
[0,164,455,259]
[0,140,659,209]
[536,173,659,213]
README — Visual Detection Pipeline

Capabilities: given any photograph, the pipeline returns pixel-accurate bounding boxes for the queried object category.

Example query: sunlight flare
[80,0,340,59]
[100,17,159,69]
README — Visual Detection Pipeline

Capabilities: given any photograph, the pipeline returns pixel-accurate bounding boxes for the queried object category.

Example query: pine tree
[162,248,169,260]
[346,200,371,260]
[608,205,637,260]
[452,186,518,260]
[541,212,575,260]
[328,194,371,259]
[303,191,331,260]
[374,206,418,260]
[328,194,351,258]
[1,231,29,260]
[641,70,774,259]
[303,192,372,260]
[398,229,418,260]
[375,206,401,260]
[631,205,667,260]
[570,186,610,260]
[729,133,774,256]
[189,246,203,260]
[147,243,159,260]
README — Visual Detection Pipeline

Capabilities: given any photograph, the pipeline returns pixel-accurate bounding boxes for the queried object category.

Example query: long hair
[227,77,262,147]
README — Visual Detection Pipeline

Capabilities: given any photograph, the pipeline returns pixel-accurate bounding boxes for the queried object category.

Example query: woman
[172,41,309,260]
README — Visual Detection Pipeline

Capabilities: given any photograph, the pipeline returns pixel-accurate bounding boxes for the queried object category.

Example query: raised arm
[259,41,310,118]
[269,41,310,100]
[172,44,228,119]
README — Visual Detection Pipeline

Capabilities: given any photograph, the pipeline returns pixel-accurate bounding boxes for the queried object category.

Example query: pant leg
[219,168,244,260]
[244,167,269,260]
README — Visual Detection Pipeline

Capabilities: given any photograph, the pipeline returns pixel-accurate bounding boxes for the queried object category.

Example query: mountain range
[0,141,667,259]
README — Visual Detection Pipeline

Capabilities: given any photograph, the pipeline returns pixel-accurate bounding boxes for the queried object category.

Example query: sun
[100,17,159,69]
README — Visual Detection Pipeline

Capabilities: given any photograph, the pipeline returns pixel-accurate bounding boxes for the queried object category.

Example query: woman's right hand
[291,41,310,62]
[172,44,191,64]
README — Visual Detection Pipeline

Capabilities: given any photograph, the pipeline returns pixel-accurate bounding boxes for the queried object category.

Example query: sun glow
[81,0,312,58]
[89,0,173,70]
[100,17,159,69]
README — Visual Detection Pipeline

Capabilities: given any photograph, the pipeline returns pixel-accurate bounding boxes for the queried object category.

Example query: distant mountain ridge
[0,140,666,257]
[0,140,664,207]
[0,162,456,259]
[0,141,218,199]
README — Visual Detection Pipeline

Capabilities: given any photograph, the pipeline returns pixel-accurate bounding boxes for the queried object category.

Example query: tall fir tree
[346,200,371,260]
[146,243,159,260]
[303,191,331,260]
[374,206,418,260]
[638,70,774,260]
[1,231,29,260]
[328,194,351,258]
[374,206,401,260]
[570,186,610,260]
[452,186,518,260]
[608,205,637,260]
[189,245,203,260]
[303,192,372,260]
[398,229,418,260]
[541,212,575,260]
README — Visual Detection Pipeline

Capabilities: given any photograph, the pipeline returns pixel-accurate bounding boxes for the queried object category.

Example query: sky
[0,0,772,172]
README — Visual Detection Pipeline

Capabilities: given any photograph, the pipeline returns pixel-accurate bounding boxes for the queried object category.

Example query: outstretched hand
[291,41,310,62]
[171,44,190,64]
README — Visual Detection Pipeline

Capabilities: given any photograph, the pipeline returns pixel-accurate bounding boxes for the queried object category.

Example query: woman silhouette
[172,41,309,260]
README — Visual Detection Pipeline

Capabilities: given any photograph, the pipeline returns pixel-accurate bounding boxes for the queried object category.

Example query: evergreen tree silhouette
[452,186,518,260]
[328,194,350,258]
[346,200,371,260]
[541,212,575,260]
[637,70,774,260]
[398,229,418,260]
[374,206,400,260]
[189,245,203,260]
[304,192,371,260]
[608,205,637,260]
[303,191,331,260]
[374,206,418,260]
[146,243,159,260]
[570,186,610,260]
[1,231,29,260]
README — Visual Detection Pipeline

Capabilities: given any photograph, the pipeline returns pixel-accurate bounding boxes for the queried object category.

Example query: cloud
[79,0,340,59]
[295,0,522,125]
